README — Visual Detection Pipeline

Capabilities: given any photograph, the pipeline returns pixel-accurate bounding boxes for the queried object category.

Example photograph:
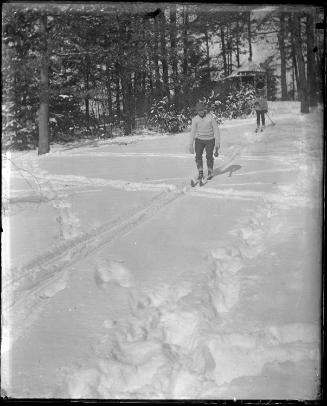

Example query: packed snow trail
[2,106,322,399]
[3,145,244,350]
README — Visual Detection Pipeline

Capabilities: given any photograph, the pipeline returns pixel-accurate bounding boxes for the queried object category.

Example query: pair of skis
[190,145,242,188]
[190,176,211,187]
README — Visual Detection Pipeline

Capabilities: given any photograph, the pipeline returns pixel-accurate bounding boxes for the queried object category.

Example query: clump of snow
[265,323,319,346]
[94,258,134,288]
[39,270,69,299]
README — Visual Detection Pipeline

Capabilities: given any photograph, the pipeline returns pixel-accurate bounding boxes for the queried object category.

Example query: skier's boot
[261,125,265,132]
[207,168,213,180]
[197,169,204,180]
[255,127,259,133]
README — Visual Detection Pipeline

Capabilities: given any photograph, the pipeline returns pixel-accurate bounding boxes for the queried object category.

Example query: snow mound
[206,334,317,386]
[94,259,134,288]
[111,338,163,366]
[160,310,202,350]
[68,368,100,399]
[208,275,241,314]
[170,368,206,399]
[69,348,172,398]
[144,282,192,309]
[265,323,319,345]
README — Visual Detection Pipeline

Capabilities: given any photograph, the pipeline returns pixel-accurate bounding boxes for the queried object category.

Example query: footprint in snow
[39,271,69,299]
[94,258,134,289]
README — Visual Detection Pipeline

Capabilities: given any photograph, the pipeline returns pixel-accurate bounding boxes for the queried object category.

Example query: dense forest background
[2,3,325,154]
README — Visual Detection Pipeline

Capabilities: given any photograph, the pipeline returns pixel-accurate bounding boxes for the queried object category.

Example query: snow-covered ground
[1,104,323,399]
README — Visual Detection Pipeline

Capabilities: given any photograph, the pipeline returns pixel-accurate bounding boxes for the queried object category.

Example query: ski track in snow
[3,186,184,348]
[3,118,321,397]
[5,138,318,344]
[3,145,243,349]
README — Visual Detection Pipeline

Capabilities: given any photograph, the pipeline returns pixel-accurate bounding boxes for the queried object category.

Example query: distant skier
[254,89,268,132]
[189,101,220,181]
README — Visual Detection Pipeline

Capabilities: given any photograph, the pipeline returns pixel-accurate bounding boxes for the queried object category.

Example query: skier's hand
[189,144,194,154]
[214,146,219,157]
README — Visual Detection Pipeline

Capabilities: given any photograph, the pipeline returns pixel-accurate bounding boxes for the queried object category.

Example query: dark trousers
[256,111,265,126]
[195,138,215,171]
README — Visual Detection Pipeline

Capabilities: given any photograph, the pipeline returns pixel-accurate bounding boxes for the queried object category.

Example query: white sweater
[189,113,220,146]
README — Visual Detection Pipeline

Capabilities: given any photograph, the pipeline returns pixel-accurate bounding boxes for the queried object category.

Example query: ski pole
[266,112,276,126]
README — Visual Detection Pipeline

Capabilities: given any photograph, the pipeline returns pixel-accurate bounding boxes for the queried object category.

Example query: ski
[191,177,207,187]
[190,178,199,187]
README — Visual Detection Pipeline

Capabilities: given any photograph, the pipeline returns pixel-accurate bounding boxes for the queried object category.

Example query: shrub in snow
[148,97,192,133]
[2,107,38,150]
[199,83,256,122]
[148,84,256,134]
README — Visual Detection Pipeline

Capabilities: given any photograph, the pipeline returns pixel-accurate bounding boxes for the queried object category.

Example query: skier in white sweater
[189,101,221,180]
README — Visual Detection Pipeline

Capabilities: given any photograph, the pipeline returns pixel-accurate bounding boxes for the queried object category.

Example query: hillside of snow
[1,103,322,399]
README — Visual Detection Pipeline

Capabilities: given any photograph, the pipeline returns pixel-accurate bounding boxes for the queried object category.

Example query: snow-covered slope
[2,105,322,399]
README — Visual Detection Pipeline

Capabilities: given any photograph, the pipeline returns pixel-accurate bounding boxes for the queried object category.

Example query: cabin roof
[225,60,265,79]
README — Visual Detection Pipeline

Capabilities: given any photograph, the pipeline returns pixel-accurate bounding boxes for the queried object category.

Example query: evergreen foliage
[149,83,256,132]
[2,4,324,150]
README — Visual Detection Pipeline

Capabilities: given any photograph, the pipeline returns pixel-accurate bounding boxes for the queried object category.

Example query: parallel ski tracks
[4,189,185,302]
[4,145,243,346]
[6,145,244,298]
[3,187,190,348]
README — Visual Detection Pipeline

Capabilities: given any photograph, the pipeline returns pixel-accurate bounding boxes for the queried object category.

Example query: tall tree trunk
[182,3,189,102]
[106,64,113,122]
[291,13,310,113]
[159,11,169,99]
[147,55,153,105]
[290,16,300,98]
[248,12,253,61]
[292,47,300,97]
[306,11,318,107]
[204,26,211,82]
[278,13,288,100]
[134,70,143,117]
[121,67,133,135]
[38,13,49,155]
[220,26,228,76]
[84,56,90,129]
[236,20,240,68]
[121,18,134,134]
[141,20,149,115]
[131,72,136,128]
[292,63,295,101]
[226,24,230,75]
[115,64,121,120]
[182,5,189,77]
[153,17,161,99]
[170,5,179,108]
[141,67,146,110]
[227,23,233,75]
